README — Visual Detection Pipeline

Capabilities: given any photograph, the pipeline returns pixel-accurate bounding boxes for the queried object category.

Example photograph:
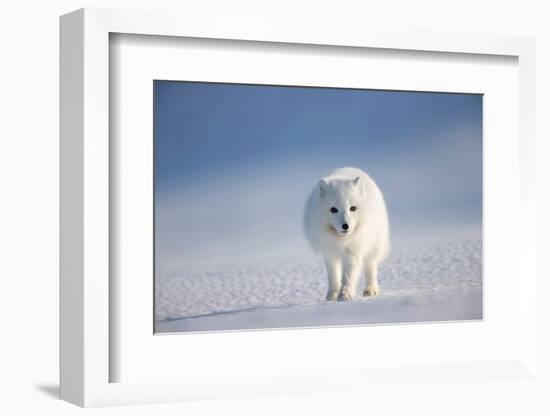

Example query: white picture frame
[60,7,537,408]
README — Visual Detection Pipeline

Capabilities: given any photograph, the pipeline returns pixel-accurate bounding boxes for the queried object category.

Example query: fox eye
[330,207,338,213]
[350,206,357,212]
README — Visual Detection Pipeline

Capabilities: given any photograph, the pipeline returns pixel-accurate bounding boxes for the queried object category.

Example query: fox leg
[324,256,342,301]
[339,254,362,301]
[363,260,380,296]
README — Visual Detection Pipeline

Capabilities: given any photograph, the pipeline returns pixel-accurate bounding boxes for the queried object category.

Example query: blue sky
[154,81,482,269]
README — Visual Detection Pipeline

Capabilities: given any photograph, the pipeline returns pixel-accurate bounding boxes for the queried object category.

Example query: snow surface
[155,236,482,333]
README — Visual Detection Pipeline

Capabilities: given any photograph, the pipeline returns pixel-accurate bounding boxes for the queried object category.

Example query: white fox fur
[304,167,390,301]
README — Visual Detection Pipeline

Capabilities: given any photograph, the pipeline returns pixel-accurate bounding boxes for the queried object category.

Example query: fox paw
[363,287,379,297]
[326,291,339,301]
[338,290,352,302]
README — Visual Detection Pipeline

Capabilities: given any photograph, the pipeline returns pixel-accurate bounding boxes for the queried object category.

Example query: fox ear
[319,179,328,197]
[352,176,361,186]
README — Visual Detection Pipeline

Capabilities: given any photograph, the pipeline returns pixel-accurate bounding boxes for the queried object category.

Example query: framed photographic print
[60,8,538,408]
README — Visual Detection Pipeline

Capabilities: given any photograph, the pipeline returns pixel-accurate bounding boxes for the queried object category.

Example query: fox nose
[342,223,349,230]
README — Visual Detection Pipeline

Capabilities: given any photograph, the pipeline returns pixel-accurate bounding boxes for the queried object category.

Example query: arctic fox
[304,167,390,301]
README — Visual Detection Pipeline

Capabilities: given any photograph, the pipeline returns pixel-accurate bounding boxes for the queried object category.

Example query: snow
[155,236,482,333]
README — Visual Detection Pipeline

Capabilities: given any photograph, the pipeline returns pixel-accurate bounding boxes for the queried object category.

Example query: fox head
[318,176,365,237]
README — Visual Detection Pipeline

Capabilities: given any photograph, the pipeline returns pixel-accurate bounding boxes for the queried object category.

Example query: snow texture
[155,237,482,333]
